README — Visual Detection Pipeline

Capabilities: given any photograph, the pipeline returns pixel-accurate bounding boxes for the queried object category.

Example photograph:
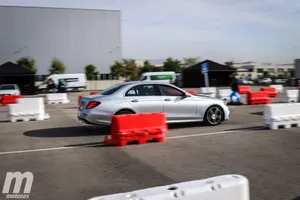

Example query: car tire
[203,105,224,126]
[115,109,135,115]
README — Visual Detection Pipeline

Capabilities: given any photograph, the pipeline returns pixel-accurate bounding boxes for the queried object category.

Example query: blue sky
[0,0,299,63]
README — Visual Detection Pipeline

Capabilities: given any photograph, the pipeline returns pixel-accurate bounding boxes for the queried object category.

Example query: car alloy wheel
[205,106,223,125]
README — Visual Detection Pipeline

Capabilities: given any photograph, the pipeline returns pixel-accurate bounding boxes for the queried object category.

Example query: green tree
[85,64,99,80]
[140,60,154,74]
[16,57,37,73]
[263,71,269,78]
[153,67,164,72]
[110,61,124,77]
[110,59,140,81]
[182,57,199,68]
[49,58,65,74]
[163,57,182,73]
[123,59,140,81]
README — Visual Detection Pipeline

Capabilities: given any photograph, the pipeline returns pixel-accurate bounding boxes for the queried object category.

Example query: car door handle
[164,98,171,101]
[131,99,139,102]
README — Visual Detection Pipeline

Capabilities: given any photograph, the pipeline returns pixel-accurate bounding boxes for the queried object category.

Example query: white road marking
[0,144,103,156]
[0,129,254,156]
[167,130,238,139]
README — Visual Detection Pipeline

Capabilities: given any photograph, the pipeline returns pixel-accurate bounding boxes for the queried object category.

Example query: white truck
[139,72,176,84]
[37,73,87,93]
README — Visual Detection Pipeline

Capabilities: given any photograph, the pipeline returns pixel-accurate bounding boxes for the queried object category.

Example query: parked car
[258,78,272,84]
[0,84,21,102]
[242,80,254,84]
[0,84,20,96]
[78,82,230,126]
[36,73,87,93]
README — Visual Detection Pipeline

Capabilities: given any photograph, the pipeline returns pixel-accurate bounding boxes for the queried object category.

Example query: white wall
[86,80,123,90]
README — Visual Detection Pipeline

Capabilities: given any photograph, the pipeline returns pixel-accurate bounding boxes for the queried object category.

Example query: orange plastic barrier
[2,95,23,106]
[247,91,270,105]
[78,96,82,106]
[104,112,168,146]
[238,85,251,94]
[187,90,196,95]
[90,91,98,95]
[260,87,278,98]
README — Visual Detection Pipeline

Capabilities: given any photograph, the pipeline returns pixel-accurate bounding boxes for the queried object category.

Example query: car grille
[79,101,87,111]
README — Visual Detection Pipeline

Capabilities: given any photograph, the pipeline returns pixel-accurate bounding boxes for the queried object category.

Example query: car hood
[194,95,222,101]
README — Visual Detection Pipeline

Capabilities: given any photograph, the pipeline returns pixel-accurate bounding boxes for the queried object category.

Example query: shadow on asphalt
[292,197,300,200]
[168,122,203,129]
[23,125,110,137]
[250,111,263,116]
[62,107,79,109]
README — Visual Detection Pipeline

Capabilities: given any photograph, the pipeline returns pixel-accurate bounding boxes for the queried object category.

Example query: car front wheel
[203,106,224,126]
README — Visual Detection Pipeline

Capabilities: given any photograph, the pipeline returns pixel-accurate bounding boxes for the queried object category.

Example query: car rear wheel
[203,106,224,126]
[115,109,135,115]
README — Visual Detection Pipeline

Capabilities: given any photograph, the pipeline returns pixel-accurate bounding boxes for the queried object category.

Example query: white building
[0,6,121,75]
[232,62,295,79]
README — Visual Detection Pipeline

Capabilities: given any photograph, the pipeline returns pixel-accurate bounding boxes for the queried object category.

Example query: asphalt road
[0,91,299,200]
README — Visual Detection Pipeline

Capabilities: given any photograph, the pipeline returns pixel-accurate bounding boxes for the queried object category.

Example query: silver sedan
[78,81,230,126]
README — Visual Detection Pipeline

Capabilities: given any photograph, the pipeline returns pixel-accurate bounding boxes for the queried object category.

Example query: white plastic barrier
[88,174,249,200]
[218,89,232,101]
[45,93,70,104]
[285,89,299,103]
[270,84,284,93]
[8,98,50,122]
[199,87,217,98]
[264,103,300,129]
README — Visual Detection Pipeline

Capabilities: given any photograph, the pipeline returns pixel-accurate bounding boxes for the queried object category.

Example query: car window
[158,85,184,96]
[0,85,15,90]
[140,76,147,81]
[125,84,158,96]
[100,83,130,95]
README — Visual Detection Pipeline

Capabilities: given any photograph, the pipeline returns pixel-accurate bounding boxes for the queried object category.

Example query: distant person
[58,79,66,93]
[47,79,56,93]
[229,74,241,104]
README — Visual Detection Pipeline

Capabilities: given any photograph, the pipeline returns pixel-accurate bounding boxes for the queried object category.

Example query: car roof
[0,84,16,87]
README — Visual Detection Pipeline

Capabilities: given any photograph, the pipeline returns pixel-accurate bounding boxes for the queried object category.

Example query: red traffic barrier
[90,91,98,95]
[104,112,168,146]
[187,90,196,95]
[247,91,270,105]
[260,87,278,98]
[2,95,23,106]
[78,96,82,106]
[238,85,251,94]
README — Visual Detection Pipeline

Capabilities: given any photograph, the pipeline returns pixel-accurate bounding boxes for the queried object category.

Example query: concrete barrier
[87,80,124,90]
[264,103,300,129]
[45,93,70,104]
[270,84,284,93]
[285,89,299,102]
[8,97,49,122]
[218,89,232,101]
[35,80,124,91]
[199,87,217,98]
[88,174,249,200]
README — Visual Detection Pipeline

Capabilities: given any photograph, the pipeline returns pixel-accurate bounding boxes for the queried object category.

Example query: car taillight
[86,101,101,109]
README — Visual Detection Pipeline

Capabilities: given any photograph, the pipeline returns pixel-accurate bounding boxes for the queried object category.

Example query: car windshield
[99,83,130,95]
[0,85,15,90]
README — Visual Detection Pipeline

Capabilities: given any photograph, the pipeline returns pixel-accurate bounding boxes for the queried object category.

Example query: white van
[37,73,87,93]
[139,72,176,84]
